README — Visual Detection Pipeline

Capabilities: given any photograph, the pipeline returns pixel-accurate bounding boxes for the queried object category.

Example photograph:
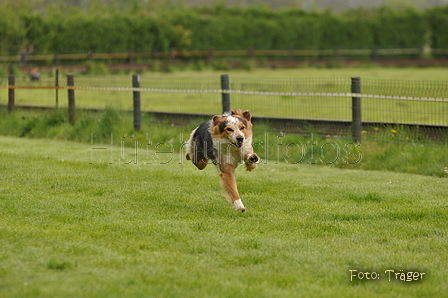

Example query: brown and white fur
[185,109,259,212]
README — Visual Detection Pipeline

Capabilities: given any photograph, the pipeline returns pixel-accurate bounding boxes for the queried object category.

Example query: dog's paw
[233,199,246,212]
[245,153,259,171]
[247,153,259,163]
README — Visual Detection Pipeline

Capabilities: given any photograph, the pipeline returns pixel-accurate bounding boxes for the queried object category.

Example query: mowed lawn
[0,136,447,297]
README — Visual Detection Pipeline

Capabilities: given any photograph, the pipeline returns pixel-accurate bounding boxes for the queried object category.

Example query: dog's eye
[225,127,234,132]
[240,126,245,130]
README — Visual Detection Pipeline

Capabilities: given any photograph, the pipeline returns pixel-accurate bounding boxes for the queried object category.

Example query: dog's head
[212,109,253,147]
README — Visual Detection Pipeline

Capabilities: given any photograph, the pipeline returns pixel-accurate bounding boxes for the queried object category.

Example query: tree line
[1,1,448,56]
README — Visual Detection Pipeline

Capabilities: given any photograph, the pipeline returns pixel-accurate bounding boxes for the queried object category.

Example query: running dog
[185,109,259,212]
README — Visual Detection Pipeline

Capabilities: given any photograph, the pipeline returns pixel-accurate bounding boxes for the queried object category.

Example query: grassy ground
[0,135,447,297]
[0,107,447,177]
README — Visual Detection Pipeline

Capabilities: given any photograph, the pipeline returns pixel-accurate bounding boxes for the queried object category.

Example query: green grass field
[1,135,447,297]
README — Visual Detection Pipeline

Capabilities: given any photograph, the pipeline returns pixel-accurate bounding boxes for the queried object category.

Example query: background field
[1,136,447,297]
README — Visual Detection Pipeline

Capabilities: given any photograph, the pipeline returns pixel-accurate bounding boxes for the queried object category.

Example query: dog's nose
[236,136,244,143]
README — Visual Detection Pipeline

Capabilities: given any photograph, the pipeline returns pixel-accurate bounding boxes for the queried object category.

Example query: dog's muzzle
[233,136,244,147]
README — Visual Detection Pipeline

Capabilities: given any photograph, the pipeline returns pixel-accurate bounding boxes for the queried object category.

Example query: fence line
[1,73,447,146]
[2,85,448,103]
[0,46,444,65]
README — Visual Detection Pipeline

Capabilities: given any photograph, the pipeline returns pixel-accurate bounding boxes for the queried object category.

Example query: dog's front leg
[218,164,246,212]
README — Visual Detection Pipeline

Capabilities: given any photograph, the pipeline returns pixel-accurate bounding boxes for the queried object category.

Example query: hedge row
[0,4,447,55]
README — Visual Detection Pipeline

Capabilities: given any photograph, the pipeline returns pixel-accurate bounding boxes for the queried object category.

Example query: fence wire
[1,74,447,146]
[361,78,448,126]
[229,77,352,121]
[139,76,221,115]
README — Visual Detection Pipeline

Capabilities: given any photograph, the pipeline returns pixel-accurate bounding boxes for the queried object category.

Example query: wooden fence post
[289,48,295,62]
[248,48,254,60]
[351,77,362,143]
[207,48,214,65]
[55,51,59,107]
[419,46,426,59]
[55,69,59,107]
[67,74,75,124]
[8,74,15,113]
[334,46,340,60]
[20,52,27,67]
[129,50,135,64]
[169,48,174,64]
[372,46,379,60]
[221,74,230,114]
[132,74,141,131]
[54,51,60,66]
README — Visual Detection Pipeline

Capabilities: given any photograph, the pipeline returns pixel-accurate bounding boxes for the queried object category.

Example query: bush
[0,2,443,56]
[426,5,448,48]
[85,62,109,75]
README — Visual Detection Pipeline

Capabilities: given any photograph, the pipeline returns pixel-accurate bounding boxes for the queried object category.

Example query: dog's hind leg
[218,164,246,212]
[186,140,210,170]
[194,158,209,170]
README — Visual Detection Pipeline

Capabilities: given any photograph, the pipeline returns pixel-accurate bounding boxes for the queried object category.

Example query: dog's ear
[212,115,222,126]
[242,110,251,122]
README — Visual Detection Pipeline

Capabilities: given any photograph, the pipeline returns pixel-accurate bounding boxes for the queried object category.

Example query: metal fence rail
[1,74,447,146]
